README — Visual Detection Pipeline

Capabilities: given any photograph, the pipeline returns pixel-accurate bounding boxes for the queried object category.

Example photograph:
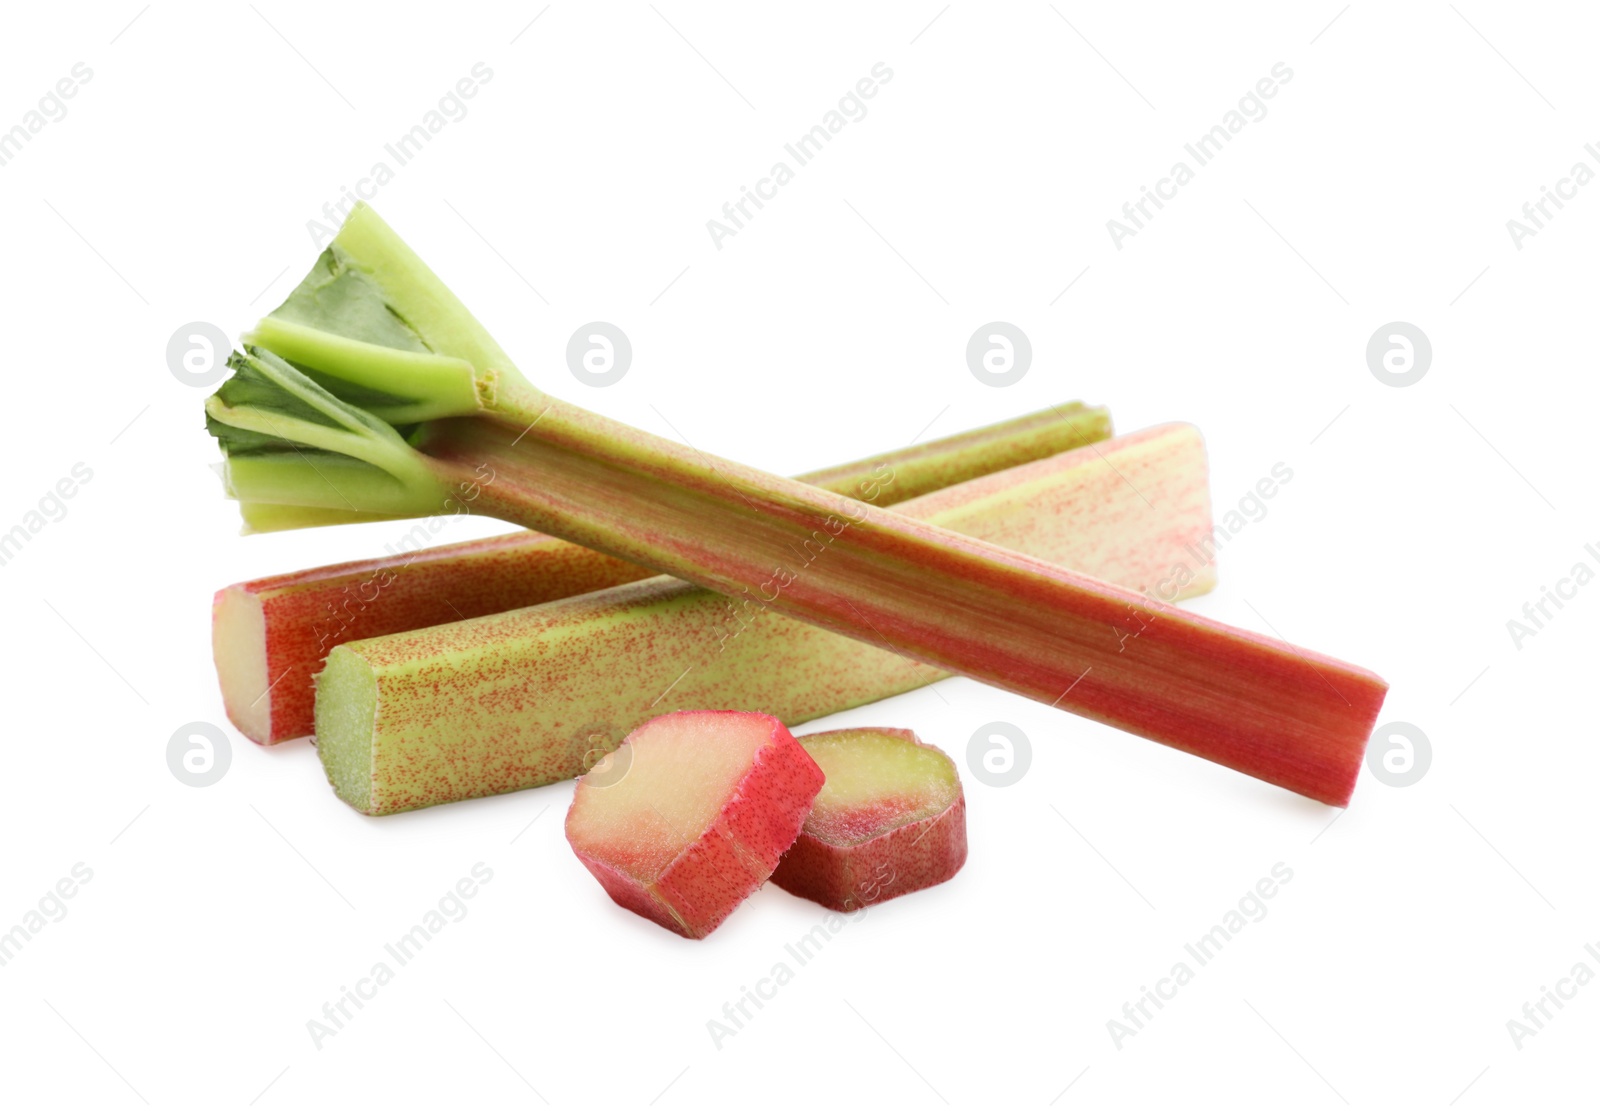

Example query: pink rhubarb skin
[212,403,1110,744]
[564,711,825,939]
[771,728,967,913]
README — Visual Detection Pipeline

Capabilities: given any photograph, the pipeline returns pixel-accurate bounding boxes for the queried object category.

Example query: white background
[0,2,1592,1107]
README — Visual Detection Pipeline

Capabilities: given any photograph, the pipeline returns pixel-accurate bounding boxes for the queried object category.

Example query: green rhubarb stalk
[207,204,1387,806]
[317,423,1217,815]
[213,402,1112,744]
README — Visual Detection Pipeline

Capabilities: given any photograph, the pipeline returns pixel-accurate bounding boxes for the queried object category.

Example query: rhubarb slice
[564,711,824,939]
[212,403,1111,744]
[771,728,966,912]
[207,204,1387,805]
[315,423,1216,815]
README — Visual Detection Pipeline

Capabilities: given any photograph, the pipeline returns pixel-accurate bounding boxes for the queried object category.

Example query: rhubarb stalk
[207,204,1386,806]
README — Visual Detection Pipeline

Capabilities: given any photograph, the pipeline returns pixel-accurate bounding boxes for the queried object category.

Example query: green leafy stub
[205,203,531,531]
[270,246,433,353]
[243,242,483,423]
[206,348,450,529]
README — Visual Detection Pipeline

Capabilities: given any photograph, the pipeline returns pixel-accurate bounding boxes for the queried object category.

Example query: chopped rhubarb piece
[564,711,824,939]
[771,728,966,912]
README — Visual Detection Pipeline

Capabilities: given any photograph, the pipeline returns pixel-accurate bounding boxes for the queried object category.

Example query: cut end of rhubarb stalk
[316,646,380,813]
[212,586,272,743]
[564,711,824,939]
[771,728,966,912]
